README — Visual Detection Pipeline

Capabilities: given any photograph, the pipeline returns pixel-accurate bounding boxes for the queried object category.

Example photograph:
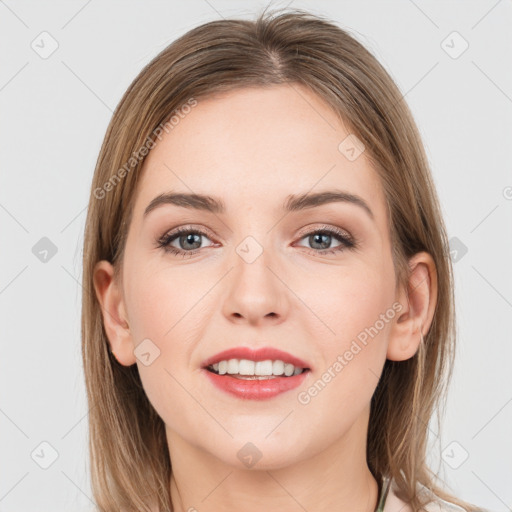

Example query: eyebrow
[143,189,374,220]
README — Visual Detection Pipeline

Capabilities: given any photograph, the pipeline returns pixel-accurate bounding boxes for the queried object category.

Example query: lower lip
[202,369,309,400]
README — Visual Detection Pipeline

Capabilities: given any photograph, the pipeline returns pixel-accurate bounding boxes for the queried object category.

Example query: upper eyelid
[166,225,218,241]
[296,224,352,238]
[161,223,354,244]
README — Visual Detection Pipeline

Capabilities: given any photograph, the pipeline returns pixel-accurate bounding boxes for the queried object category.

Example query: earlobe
[92,260,137,366]
[387,252,438,361]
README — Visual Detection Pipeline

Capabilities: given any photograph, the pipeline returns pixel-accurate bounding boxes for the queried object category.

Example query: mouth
[204,359,311,379]
[200,346,312,378]
[200,347,312,400]
[202,362,311,400]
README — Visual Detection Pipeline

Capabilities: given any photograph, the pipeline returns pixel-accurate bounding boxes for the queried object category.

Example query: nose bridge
[222,229,289,323]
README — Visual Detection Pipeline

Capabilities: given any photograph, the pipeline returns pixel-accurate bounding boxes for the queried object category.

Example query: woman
[82,7,485,512]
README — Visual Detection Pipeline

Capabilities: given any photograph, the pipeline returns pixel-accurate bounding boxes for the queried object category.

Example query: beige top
[381,476,469,512]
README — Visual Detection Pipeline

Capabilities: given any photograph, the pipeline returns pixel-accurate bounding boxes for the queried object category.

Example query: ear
[387,251,438,361]
[92,260,136,366]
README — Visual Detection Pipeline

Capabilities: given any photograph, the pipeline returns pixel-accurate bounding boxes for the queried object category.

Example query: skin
[93,84,437,512]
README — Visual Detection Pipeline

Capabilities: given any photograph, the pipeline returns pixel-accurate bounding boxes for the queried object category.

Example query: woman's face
[110,84,405,469]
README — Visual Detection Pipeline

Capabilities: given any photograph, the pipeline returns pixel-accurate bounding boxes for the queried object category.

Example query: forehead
[133,84,386,223]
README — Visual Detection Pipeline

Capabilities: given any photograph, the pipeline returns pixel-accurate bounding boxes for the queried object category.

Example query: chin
[209,437,310,472]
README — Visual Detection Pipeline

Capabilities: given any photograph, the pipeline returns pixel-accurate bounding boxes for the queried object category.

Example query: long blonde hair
[82,7,479,511]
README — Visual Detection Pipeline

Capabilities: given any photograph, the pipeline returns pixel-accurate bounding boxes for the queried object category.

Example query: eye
[295,225,357,255]
[156,226,215,257]
[156,224,358,258]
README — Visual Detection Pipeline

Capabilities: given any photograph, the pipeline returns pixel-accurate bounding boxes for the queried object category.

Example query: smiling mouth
[204,359,311,379]
[202,358,311,400]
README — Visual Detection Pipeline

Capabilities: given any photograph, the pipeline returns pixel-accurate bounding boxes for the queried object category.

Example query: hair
[81,7,481,512]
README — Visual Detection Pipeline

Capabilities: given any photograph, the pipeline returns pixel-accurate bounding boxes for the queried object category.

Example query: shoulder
[383,477,470,512]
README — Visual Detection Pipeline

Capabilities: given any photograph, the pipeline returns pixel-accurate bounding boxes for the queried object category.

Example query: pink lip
[201,346,312,370]
[203,369,309,400]
[200,346,312,401]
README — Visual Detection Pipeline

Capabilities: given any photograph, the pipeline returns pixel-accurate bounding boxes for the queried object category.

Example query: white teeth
[284,363,295,377]
[218,360,227,375]
[255,360,273,376]
[227,359,238,374]
[209,358,305,377]
[272,360,284,375]
[239,359,255,375]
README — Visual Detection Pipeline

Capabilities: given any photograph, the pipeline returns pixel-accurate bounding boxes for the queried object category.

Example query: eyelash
[156,224,358,258]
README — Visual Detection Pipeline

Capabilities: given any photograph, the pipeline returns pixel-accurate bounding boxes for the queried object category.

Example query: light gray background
[1,1,511,511]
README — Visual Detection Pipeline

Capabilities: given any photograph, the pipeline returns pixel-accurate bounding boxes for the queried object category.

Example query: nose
[221,243,290,326]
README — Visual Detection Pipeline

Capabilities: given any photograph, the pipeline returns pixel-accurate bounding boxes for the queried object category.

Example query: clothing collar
[378,476,413,512]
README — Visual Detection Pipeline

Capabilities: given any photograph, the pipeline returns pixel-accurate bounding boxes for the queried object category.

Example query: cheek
[124,257,207,344]
[305,264,393,345]
[298,266,394,400]
[122,261,210,431]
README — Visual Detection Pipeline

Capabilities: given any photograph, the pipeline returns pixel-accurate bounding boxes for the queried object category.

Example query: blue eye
[156,225,357,257]
[156,227,214,257]
[296,228,355,255]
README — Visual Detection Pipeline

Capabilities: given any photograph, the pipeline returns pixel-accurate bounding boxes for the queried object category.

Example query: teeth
[272,360,284,375]
[209,358,305,377]
[284,363,294,377]
[239,359,255,375]
[255,360,273,375]
[227,359,238,374]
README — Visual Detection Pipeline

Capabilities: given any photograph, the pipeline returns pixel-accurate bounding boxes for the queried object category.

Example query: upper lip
[201,346,312,370]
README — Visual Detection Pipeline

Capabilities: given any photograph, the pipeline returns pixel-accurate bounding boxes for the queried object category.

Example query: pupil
[182,233,201,250]
[312,233,330,250]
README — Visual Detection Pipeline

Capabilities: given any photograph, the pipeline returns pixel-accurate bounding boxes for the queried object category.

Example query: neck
[167,412,379,512]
